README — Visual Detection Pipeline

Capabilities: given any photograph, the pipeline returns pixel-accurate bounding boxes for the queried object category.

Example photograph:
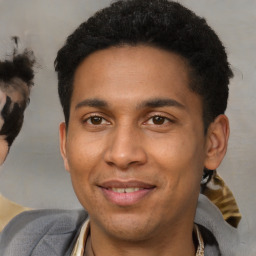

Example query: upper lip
[99,180,156,189]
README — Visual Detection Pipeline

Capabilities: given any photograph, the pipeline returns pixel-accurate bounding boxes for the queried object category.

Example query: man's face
[60,46,209,241]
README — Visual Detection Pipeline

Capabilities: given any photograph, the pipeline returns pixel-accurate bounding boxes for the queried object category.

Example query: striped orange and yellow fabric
[201,170,241,228]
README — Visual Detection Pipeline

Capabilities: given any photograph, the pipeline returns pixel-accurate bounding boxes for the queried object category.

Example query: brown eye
[84,115,110,127]
[152,116,166,125]
[90,116,103,125]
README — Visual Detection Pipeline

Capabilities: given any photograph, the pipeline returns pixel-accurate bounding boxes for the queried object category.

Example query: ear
[59,122,70,172]
[204,114,229,170]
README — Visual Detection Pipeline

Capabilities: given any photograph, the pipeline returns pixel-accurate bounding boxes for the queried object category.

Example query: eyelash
[83,114,110,126]
[144,114,174,126]
[82,113,174,127]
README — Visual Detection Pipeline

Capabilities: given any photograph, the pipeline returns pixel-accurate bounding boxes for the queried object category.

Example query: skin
[60,45,229,256]
[0,89,8,165]
[0,136,8,165]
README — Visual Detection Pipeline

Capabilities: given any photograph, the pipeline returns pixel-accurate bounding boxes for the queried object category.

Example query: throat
[84,230,198,256]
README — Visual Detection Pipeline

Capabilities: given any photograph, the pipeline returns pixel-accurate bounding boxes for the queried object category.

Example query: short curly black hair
[55,0,233,130]
[0,48,35,146]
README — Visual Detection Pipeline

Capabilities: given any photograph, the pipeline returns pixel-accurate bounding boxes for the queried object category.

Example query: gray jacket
[0,195,241,256]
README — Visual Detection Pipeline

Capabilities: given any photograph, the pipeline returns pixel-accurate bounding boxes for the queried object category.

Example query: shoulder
[0,208,88,256]
[0,194,30,232]
[195,194,239,256]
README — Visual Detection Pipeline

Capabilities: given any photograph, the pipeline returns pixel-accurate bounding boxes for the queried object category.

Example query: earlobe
[204,115,229,170]
[59,122,70,172]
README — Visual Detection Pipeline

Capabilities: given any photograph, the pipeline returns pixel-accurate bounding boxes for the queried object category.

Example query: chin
[99,213,156,242]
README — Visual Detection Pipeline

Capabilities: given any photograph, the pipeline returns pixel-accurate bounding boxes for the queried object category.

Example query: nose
[103,124,147,170]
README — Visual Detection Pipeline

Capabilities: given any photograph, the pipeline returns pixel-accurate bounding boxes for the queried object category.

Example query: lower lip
[100,187,154,206]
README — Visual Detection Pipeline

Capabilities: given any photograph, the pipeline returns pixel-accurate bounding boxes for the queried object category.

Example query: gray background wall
[0,0,255,253]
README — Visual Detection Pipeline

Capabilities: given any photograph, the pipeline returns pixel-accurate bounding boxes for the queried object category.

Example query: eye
[147,115,171,125]
[84,115,110,125]
[151,116,167,125]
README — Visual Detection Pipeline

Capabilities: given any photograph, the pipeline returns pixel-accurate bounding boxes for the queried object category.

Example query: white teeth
[111,188,141,193]
[125,188,140,193]
[112,188,125,193]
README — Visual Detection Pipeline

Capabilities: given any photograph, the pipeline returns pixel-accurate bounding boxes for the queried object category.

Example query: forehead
[74,45,190,82]
[71,45,201,112]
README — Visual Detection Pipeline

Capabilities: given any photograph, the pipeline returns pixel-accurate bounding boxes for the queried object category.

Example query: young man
[0,0,243,255]
[0,46,35,231]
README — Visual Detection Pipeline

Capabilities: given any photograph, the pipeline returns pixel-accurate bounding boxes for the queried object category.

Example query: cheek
[151,136,204,213]
[67,143,100,180]
[67,130,105,167]
[66,135,105,199]
[148,133,204,187]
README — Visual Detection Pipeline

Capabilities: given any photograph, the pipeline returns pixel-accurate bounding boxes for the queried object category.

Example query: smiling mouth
[99,181,156,206]
[109,187,143,193]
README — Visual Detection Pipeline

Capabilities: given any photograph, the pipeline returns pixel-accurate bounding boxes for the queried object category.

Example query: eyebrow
[137,98,185,109]
[75,97,185,110]
[75,98,108,109]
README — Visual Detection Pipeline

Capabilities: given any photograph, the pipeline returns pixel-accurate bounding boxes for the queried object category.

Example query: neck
[86,221,195,256]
